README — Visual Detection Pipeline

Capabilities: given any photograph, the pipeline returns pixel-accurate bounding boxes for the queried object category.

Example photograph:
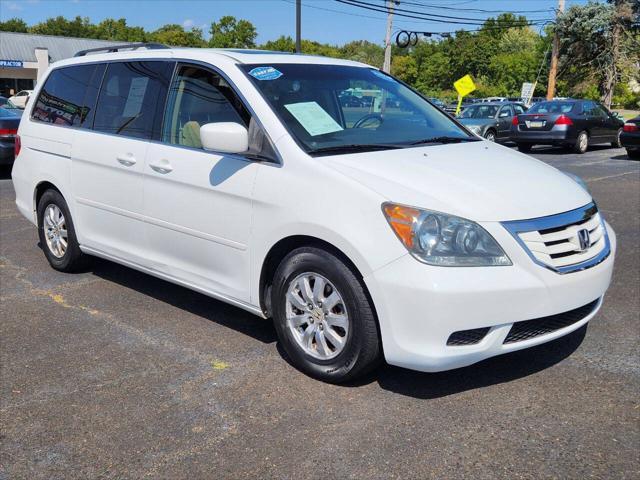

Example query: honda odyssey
[11,44,616,383]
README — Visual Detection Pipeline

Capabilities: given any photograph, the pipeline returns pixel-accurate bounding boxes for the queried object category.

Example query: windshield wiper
[409,136,479,146]
[307,144,405,155]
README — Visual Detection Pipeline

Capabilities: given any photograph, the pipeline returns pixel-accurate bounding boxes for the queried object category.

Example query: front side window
[241,64,472,155]
[94,61,173,140]
[31,64,100,127]
[163,64,277,160]
[163,65,248,148]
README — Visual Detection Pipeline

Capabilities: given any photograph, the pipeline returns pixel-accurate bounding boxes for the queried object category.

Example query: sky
[0,0,593,46]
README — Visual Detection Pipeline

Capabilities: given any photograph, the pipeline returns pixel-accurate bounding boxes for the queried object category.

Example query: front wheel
[574,130,589,154]
[271,247,381,383]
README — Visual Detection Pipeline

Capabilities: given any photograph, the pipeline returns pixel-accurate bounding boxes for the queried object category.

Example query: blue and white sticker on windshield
[248,66,283,81]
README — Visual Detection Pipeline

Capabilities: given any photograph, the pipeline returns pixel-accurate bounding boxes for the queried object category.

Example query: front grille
[447,327,490,346]
[503,299,599,344]
[502,203,611,274]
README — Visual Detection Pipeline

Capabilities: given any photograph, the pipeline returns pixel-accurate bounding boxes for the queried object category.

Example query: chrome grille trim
[501,202,611,274]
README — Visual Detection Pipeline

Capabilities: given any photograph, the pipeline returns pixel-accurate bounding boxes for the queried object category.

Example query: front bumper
[364,221,616,372]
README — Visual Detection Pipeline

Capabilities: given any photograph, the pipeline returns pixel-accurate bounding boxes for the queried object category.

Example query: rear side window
[93,61,173,140]
[31,64,102,127]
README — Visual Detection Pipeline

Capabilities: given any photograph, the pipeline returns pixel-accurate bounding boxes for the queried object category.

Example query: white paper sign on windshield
[284,101,343,136]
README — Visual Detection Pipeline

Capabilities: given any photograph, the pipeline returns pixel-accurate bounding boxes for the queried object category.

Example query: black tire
[37,189,89,272]
[517,143,533,152]
[271,247,381,383]
[627,149,640,160]
[573,130,589,154]
[484,129,496,142]
[611,128,623,148]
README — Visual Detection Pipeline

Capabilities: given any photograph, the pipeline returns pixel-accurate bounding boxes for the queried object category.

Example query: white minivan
[12,44,616,383]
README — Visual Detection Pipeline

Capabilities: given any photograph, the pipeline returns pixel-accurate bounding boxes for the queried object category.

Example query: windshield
[240,64,472,154]
[528,102,575,114]
[459,105,498,119]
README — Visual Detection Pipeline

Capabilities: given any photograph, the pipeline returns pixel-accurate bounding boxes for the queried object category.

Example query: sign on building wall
[0,60,24,68]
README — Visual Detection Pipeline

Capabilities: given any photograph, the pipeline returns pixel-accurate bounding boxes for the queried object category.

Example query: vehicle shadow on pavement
[89,257,278,344]
[370,325,587,399]
[528,145,615,155]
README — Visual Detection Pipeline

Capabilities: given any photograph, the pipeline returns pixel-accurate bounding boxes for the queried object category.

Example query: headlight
[562,171,590,193]
[382,203,511,266]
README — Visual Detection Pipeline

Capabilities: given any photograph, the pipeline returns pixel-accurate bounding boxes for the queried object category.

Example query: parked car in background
[339,94,364,108]
[0,95,8,107]
[8,90,33,109]
[426,97,446,111]
[0,107,20,165]
[620,116,640,159]
[458,102,526,142]
[479,97,508,103]
[510,99,624,154]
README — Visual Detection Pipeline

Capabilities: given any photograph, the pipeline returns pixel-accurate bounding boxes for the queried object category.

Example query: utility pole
[546,0,565,100]
[295,0,302,53]
[382,0,395,73]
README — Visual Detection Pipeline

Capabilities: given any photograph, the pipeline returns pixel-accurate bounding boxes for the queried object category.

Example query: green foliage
[0,11,634,105]
[0,18,28,32]
[209,16,257,48]
[30,15,94,38]
[92,18,145,42]
[148,24,205,47]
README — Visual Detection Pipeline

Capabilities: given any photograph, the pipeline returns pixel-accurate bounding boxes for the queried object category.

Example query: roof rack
[74,42,170,57]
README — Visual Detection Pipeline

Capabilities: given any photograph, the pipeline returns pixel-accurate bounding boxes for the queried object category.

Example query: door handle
[116,154,136,167]
[149,160,173,174]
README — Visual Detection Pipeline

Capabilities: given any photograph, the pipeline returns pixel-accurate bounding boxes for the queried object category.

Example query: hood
[323,141,591,222]
[458,118,497,127]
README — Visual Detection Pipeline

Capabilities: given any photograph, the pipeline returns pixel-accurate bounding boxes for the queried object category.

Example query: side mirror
[200,122,248,154]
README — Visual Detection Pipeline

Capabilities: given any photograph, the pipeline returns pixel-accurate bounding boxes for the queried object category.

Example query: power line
[369,0,555,15]
[334,0,552,26]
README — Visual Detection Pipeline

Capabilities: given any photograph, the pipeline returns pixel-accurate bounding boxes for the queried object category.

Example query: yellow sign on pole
[453,74,477,115]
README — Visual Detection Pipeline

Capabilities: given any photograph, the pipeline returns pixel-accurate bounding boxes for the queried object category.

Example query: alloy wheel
[285,272,349,360]
[43,204,68,258]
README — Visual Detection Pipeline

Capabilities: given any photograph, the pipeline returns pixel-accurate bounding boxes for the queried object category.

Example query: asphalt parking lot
[1,145,639,479]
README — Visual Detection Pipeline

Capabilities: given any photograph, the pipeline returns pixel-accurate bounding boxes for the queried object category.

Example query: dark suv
[510,99,624,154]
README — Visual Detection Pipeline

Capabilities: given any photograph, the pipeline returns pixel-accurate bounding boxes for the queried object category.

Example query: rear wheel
[271,247,381,383]
[484,129,496,142]
[573,130,589,154]
[517,143,533,152]
[611,128,623,148]
[37,189,89,272]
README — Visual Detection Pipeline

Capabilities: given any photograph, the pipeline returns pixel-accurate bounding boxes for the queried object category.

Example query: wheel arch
[258,235,375,318]
[34,180,63,213]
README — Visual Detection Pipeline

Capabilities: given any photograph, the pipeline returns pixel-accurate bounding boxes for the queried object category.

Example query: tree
[148,24,205,47]
[556,0,637,107]
[92,18,145,42]
[209,16,257,48]
[0,18,28,33]
[340,40,384,68]
[261,35,296,52]
[29,16,94,38]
